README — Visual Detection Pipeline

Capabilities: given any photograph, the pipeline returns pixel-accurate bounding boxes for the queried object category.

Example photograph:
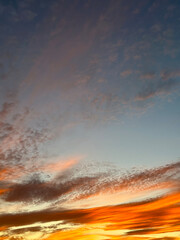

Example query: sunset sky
[0,0,180,239]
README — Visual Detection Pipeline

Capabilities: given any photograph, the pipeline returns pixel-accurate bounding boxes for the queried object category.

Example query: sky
[0,0,180,239]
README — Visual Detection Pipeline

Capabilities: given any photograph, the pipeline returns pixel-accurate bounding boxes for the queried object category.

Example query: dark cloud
[126,228,157,235]
[11,226,42,234]
[3,172,107,203]
[0,208,88,227]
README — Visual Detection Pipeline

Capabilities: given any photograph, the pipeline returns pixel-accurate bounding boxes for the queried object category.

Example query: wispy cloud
[135,78,179,101]
[120,70,132,77]
[140,72,156,80]
[41,155,83,173]
[161,70,180,81]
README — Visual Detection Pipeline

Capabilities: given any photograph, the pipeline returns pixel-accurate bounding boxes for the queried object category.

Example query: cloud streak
[136,78,179,101]
[1,160,179,208]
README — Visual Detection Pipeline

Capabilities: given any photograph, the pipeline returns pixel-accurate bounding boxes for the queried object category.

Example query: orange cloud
[41,155,83,173]
[41,189,180,239]
[0,189,9,195]
[0,190,179,239]
[0,168,8,181]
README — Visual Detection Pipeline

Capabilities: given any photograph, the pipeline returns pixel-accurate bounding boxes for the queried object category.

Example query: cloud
[0,98,50,182]
[0,97,179,231]
[73,161,180,202]
[2,171,106,203]
[10,226,42,234]
[0,190,179,239]
[0,0,37,22]
[151,24,162,33]
[0,102,15,121]
[1,0,180,128]
[8,237,24,240]
[120,70,132,77]
[16,0,136,125]
[161,70,180,81]
[135,78,179,101]
[41,155,83,173]
[140,72,156,80]
[1,1,180,239]
[1,161,179,207]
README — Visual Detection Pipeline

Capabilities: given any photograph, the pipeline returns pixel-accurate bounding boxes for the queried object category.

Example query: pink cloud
[42,155,84,173]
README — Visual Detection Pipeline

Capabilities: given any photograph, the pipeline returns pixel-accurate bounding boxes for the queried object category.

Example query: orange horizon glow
[0,189,179,240]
